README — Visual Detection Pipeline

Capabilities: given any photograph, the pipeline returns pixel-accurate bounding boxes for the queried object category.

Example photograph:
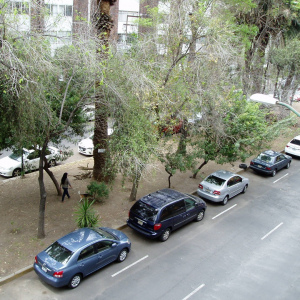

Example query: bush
[86,181,109,202]
[75,199,99,228]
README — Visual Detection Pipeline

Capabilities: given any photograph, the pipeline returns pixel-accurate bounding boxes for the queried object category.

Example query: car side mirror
[112,243,117,248]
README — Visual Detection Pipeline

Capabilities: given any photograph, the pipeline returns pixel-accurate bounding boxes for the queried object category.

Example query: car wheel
[48,159,56,168]
[222,196,229,206]
[271,169,277,177]
[68,273,82,289]
[242,184,248,194]
[12,168,21,177]
[286,162,290,169]
[195,210,205,222]
[159,228,171,242]
[117,249,128,262]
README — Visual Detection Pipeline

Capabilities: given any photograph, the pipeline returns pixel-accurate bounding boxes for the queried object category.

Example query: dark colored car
[249,150,292,177]
[34,227,131,288]
[127,188,206,242]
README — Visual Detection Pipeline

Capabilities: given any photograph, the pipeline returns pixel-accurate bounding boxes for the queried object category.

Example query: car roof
[209,170,237,180]
[140,188,187,209]
[57,228,102,252]
[261,150,281,157]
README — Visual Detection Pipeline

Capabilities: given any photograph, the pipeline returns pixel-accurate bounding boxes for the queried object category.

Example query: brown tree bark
[93,0,116,182]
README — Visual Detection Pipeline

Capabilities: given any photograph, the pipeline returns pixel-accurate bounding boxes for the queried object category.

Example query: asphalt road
[1,158,299,299]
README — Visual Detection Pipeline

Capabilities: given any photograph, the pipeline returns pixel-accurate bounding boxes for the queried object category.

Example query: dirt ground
[0,109,299,280]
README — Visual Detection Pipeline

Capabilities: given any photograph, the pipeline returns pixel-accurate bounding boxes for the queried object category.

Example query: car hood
[0,156,20,169]
[78,138,93,148]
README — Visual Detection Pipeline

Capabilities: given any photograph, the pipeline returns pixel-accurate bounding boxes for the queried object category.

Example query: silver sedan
[197,170,249,205]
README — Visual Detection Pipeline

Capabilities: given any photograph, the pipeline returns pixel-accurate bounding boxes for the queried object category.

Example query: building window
[47,4,72,17]
[8,1,29,14]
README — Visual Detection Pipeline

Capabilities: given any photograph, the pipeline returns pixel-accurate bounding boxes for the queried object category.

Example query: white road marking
[261,222,283,240]
[273,173,288,183]
[212,204,237,220]
[182,284,205,300]
[111,255,149,277]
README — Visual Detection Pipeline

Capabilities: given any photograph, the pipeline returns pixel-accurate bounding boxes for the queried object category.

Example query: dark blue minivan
[127,189,206,242]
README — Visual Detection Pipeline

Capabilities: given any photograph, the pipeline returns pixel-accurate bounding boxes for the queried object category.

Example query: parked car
[285,135,300,157]
[0,146,59,177]
[127,188,206,242]
[34,227,131,289]
[197,170,249,205]
[78,129,113,156]
[249,150,292,177]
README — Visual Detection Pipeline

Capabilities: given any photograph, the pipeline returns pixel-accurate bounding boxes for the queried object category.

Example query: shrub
[75,199,99,228]
[86,181,109,202]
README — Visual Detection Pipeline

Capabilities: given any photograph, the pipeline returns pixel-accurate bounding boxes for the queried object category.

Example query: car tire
[242,184,248,194]
[12,168,21,177]
[195,210,205,222]
[159,228,171,242]
[271,169,277,177]
[222,196,229,206]
[68,273,82,289]
[286,162,290,169]
[48,159,56,168]
[117,248,128,262]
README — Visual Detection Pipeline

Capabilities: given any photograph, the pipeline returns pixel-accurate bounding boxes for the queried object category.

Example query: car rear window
[257,153,274,163]
[131,201,158,222]
[205,175,225,186]
[45,241,73,265]
[92,228,116,240]
[290,139,300,146]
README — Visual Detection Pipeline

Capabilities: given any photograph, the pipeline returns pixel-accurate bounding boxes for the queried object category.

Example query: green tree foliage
[75,199,99,228]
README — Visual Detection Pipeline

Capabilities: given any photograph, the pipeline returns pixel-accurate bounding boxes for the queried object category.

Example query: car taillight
[266,167,271,170]
[250,161,254,165]
[154,223,162,231]
[286,145,289,148]
[53,271,64,278]
[213,191,221,195]
[198,184,203,189]
[34,256,38,264]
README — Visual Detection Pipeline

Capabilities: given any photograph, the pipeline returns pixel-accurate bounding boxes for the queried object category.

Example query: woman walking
[60,172,72,202]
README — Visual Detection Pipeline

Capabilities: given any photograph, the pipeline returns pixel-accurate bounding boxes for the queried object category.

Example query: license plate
[257,165,262,168]
[204,188,211,193]
[42,265,47,273]
[137,219,144,226]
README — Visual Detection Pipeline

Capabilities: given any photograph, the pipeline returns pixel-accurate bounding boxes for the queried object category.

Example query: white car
[0,146,60,177]
[78,129,113,156]
[285,135,300,157]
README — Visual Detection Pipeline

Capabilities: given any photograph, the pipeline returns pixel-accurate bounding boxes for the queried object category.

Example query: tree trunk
[37,143,47,239]
[129,172,142,202]
[44,163,62,196]
[192,159,209,179]
[93,0,116,182]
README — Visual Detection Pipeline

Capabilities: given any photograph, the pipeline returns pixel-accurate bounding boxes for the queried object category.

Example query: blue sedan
[250,150,292,177]
[34,227,131,288]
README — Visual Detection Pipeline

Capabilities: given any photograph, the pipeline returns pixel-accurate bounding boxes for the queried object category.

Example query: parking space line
[182,284,205,300]
[111,255,149,277]
[212,204,237,220]
[261,222,283,240]
[273,173,288,183]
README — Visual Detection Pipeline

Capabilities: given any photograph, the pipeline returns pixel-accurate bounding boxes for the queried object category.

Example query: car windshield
[45,241,73,265]
[92,228,116,240]
[290,139,300,146]
[9,150,29,162]
[257,153,274,163]
[205,175,226,186]
[131,201,158,222]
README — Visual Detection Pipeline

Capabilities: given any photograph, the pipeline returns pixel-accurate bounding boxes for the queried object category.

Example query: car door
[169,200,188,230]
[77,244,98,276]
[94,240,117,269]
[278,154,288,170]
[24,150,40,172]
[183,198,198,222]
[226,176,242,198]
